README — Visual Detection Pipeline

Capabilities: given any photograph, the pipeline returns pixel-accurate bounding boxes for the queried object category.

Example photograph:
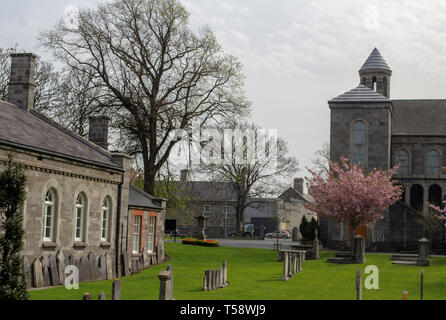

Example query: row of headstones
[202,260,229,291]
[281,250,305,281]
[31,251,114,288]
[123,243,164,276]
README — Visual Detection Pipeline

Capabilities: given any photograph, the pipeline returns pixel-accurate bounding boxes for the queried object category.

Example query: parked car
[265,231,290,239]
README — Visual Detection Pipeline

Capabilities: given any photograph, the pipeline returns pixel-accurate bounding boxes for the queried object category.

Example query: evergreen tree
[306,217,319,240]
[299,216,309,239]
[0,155,28,300]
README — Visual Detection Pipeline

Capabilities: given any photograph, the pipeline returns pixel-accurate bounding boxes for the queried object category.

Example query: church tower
[359,47,392,98]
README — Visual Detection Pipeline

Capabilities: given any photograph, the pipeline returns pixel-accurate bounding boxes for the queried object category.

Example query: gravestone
[83,293,91,300]
[41,256,51,287]
[106,253,114,280]
[223,260,228,284]
[88,252,99,281]
[98,255,107,281]
[122,252,130,276]
[32,258,43,288]
[67,255,76,267]
[167,265,174,296]
[48,254,60,286]
[79,256,91,282]
[98,292,106,300]
[112,279,121,300]
[292,227,302,242]
[56,251,66,284]
[195,213,209,240]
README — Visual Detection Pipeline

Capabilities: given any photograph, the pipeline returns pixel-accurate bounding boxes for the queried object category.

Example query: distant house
[0,53,166,288]
[171,170,316,236]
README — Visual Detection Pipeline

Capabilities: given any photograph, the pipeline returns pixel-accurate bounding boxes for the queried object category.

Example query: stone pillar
[98,292,106,300]
[203,271,209,291]
[312,230,320,259]
[352,235,366,264]
[282,252,289,281]
[292,227,302,242]
[356,270,362,300]
[259,225,266,240]
[167,264,174,297]
[158,270,174,300]
[223,260,228,285]
[417,238,430,266]
[298,251,304,271]
[112,279,121,300]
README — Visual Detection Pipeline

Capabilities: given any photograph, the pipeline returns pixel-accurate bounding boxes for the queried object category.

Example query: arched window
[43,189,56,242]
[429,184,442,207]
[383,77,388,96]
[395,149,409,175]
[410,184,424,211]
[74,193,87,241]
[372,76,377,91]
[351,120,367,166]
[426,150,441,175]
[101,197,111,241]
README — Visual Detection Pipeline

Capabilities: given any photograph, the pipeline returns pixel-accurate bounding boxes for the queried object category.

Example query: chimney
[294,178,304,194]
[7,53,37,109]
[180,169,190,182]
[89,116,110,150]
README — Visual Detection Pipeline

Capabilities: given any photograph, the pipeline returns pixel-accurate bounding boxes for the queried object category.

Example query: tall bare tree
[310,141,330,178]
[40,0,249,194]
[199,122,299,235]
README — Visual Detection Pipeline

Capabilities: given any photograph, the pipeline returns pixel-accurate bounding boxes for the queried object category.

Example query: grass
[29,242,446,300]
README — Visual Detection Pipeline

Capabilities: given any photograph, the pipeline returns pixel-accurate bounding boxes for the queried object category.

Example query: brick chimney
[180,169,190,182]
[89,116,110,150]
[294,178,304,194]
[7,53,37,109]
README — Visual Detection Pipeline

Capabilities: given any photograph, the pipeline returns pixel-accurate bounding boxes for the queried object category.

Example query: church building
[321,48,446,252]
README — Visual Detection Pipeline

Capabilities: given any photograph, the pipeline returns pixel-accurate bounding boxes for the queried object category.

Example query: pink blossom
[305,157,403,232]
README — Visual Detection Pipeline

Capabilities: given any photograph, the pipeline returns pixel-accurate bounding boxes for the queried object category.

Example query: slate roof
[359,47,391,72]
[278,187,315,203]
[392,100,446,135]
[328,85,391,103]
[0,100,121,170]
[128,185,163,210]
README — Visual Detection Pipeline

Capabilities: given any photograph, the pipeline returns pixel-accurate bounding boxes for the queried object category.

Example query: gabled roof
[359,47,391,72]
[0,100,121,170]
[278,187,314,203]
[128,185,163,211]
[328,85,392,103]
[392,100,446,135]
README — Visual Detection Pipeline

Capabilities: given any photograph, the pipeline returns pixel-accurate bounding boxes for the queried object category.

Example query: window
[203,204,212,214]
[43,189,56,242]
[351,120,367,166]
[372,76,377,91]
[396,149,409,175]
[383,77,388,96]
[222,206,230,228]
[426,150,441,175]
[74,193,86,242]
[101,197,111,241]
[132,215,142,254]
[147,215,157,253]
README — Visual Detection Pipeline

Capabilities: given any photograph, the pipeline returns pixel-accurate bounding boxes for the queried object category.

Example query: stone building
[172,170,315,237]
[0,53,166,288]
[322,47,446,252]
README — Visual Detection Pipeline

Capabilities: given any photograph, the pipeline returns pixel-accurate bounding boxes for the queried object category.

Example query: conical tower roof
[359,48,391,72]
[328,85,391,103]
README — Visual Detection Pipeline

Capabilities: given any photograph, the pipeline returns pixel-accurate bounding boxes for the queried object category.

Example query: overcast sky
[2,0,446,186]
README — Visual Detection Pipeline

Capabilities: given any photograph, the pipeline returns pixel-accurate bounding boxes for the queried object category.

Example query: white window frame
[101,197,111,241]
[74,193,86,242]
[132,215,142,254]
[43,189,56,242]
[222,206,230,228]
[147,215,156,254]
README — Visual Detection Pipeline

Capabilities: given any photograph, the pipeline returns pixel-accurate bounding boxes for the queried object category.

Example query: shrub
[182,238,220,247]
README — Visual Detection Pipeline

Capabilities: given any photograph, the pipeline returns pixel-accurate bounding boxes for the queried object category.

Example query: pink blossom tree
[305,157,403,238]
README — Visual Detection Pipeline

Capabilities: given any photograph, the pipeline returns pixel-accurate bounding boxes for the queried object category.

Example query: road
[167,238,295,250]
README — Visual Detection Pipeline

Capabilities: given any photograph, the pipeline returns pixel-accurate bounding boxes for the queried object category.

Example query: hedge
[182,238,220,247]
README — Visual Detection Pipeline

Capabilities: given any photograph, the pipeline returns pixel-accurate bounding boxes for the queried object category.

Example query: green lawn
[29,242,446,300]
